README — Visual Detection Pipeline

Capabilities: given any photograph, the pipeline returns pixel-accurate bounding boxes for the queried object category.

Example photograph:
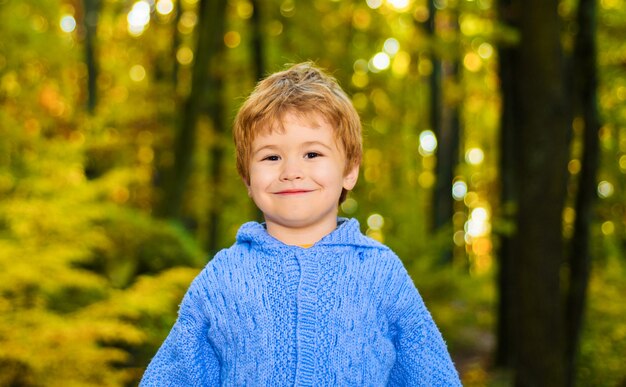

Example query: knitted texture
[141,218,462,386]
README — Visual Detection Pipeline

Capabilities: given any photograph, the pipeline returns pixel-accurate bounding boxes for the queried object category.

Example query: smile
[274,189,313,195]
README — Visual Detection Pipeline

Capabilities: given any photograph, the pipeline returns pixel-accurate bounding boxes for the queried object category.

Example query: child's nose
[279,159,304,181]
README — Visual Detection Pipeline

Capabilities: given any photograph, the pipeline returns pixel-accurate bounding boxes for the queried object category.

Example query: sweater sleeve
[140,271,220,386]
[386,260,462,386]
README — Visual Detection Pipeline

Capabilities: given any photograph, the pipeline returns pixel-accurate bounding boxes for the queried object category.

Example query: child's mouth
[275,189,312,195]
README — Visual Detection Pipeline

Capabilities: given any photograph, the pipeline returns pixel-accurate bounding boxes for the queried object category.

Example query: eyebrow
[301,141,333,151]
[252,144,278,156]
[252,140,334,156]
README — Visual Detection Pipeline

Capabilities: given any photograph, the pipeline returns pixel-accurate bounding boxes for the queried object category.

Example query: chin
[275,217,314,228]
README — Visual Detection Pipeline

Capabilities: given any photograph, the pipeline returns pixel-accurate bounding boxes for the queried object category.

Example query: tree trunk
[204,0,228,254]
[435,52,461,265]
[428,1,460,265]
[82,0,100,113]
[205,73,226,254]
[249,0,267,222]
[511,0,569,385]
[171,0,183,88]
[158,0,227,219]
[565,0,600,385]
[494,0,519,368]
[250,0,266,81]
[427,0,442,228]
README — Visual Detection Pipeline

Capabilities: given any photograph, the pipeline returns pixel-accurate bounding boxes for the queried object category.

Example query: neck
[264,218,338,246]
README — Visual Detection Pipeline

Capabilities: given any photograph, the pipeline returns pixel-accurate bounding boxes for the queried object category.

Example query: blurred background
[1,0,625,385]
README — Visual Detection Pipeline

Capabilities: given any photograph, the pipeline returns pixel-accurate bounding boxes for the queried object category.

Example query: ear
[342,164,359,191]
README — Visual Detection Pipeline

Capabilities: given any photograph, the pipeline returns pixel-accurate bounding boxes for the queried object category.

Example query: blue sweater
[141,218,461,386]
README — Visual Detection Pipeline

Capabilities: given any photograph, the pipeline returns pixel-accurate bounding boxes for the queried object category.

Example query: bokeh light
[465,206,491,238]
[452,180,468,200]
[366,0,383,9]
[60,15,76,33]
[156,0,174,16]
[453,230,465,246]
[179,11,197,34]
[129,65,146,82]
[366,213,385,242]
[383,38,400,56]
[464,52,482,72]
[236,1,254,19]
[352,72,369,88]
[128,0,151,36]
[601,221,615,235]
[341,198,358,214]
[224,31,241,48]
[370,52,391,72]
[597,180,614,198]
[176,46,194,65]
[466,147,485,165]
[568,159,581,174]
[464,192,479,207]
[388,0,410,11]
[477,42,494,59]
[280,1,296,17]
[367,213,385,230]
[419,130,437,156]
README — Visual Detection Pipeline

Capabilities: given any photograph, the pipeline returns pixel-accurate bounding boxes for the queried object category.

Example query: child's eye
[305,152,321,159]
[262,155,280,161]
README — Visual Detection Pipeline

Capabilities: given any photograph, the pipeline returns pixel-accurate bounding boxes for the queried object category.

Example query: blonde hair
[233,62,362,200]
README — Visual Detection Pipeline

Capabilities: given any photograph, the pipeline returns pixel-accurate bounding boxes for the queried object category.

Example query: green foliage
[0,1,206,378]
[85,207,204,288]
[0,130,205,384]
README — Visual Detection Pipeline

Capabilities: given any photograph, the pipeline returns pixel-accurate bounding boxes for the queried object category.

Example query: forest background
[1,0,625,386]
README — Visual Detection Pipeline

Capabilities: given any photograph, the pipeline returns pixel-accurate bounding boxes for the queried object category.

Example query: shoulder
[326,218,408,270]
[178,243,257,320]
[198,240,258,281]
[203,221,271,267]
[197,227,282,279]
[328,239,409,293]
[350,236,405,271]
[323,218,391,252]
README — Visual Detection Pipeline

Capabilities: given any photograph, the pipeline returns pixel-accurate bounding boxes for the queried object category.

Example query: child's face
[247,112,359,244]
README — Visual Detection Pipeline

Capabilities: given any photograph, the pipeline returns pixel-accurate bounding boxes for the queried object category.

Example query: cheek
[313,168,344,187]
[248,166,274,188]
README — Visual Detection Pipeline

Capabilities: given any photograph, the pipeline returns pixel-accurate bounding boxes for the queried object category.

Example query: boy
[141,62,461,386]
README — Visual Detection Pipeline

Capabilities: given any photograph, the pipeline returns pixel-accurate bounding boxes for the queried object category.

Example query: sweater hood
[235,217,387,251]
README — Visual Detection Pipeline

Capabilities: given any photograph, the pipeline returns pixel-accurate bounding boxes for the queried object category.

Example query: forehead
[252,111,338,144]
[250,111,345,152]
[262,110,327,134]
